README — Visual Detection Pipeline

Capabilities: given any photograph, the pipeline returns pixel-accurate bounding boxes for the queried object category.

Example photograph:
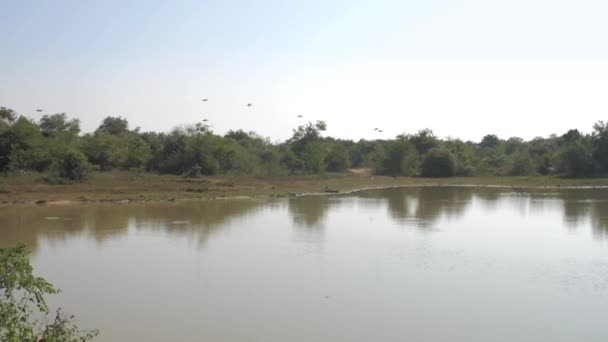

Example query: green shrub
[421,148,456,177]
[0,243,98,341]
[58,150,90,181]
[555,142,596,177]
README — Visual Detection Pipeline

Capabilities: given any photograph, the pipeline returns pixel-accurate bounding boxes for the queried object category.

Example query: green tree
[409,129,437,155]
[39,113,80,137]
[3,117,51,171]
[96,116,129,136]
[383,137,418,176]
[325,144,350,172]
[0,243,97,341]
[555,141,595,177]
[287,121,328,173]
[508,150,536,176]
[301,141,328,173]
[0,107,16,130]
[81,132,128,171]
[57,150,90,181]
[421,148,456,177]
[592,121,608,172]
[480,134,500,148]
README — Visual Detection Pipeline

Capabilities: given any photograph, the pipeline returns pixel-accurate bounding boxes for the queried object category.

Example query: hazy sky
[1,0,607,142]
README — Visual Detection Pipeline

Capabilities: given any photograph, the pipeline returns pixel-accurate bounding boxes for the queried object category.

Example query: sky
[1,0,607,142]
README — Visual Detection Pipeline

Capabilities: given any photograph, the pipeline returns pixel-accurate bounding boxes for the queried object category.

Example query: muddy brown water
[1,187,607,341]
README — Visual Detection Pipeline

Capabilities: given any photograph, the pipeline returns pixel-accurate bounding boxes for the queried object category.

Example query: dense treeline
[1,106,608,181]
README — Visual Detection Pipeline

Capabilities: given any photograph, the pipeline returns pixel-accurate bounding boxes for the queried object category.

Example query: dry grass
[1,171,608,205]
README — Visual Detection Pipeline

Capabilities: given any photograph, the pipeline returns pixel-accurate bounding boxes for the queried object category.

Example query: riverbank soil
[1,170,608,205]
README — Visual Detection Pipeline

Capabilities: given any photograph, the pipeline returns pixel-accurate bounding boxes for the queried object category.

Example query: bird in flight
[201,99,208,102]
[297,115,303,118]
[36,109,43,112]
[246,103,253,107]
[374,128,378,131]
[203,119,209,122]
[378,130,384,133]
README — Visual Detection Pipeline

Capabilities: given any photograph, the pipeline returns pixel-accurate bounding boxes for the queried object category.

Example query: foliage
[0,243,97,341]
[325,144,350,172]
[409,129,438,155]
[421,148,456,177]
[0,105,607,179]
[480,134,500,148]
[555,141,596,177]
[40,113,80,137]
[96,116,129,136]
[383,137,418,176]
[57,150,90,181]
[592,121,608,172]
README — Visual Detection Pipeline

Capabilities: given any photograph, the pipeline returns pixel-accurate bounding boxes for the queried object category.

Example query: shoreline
[3,172,608,206]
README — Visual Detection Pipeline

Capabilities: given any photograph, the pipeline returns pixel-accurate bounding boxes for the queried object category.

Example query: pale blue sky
[1,0,607,141]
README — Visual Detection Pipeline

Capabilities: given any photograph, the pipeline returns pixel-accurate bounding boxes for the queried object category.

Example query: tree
[443,139,475,176]
[561,129,582,145]
[383,137,418,176]
[555,141,595,177]
[301,141,328,174]
[421,148,456,177]
[409,129,437,155]
[504,137,523,155]
[480,134,500,148]
[58,150,90,181]
[0,107,16,130]
[287,121,328,173]
[39,113,80,137]
[509,150,536,176]
[81,132,128,171]
[0,243,97,341]
[325,144,350,172]
[3,117,51,171]
[592,121,608,172]
[96,116,129,136]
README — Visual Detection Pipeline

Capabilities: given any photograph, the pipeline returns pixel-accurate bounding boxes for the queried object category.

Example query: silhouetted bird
[36,109,43,112]
[201,99,208,102]
[247,103,253,107]
[374,128,378,131]
[379,130,384,133]
[203,119,209,122]
[297,115,303,118]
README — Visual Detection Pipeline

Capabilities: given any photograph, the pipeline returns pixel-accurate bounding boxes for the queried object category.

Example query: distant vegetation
[1,106,608,181]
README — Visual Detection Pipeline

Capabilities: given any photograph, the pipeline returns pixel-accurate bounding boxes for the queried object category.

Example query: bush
[325,145,350,172]
[421,148,456,177]
[383,139,418,176]
[0,243,98,341]
[555,142,596,177]
[508,152,536,176]
[58,150,90,181]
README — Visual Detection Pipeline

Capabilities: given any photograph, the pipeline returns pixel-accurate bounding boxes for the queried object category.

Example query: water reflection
[357,187,474,227]
[0,199,267,250]
[2,187,608,252]
[287,195,341,229]
[556,190,608,238]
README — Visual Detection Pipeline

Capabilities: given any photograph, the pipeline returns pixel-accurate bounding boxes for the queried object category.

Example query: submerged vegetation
[0,243,97,341]
[1,106,608,181]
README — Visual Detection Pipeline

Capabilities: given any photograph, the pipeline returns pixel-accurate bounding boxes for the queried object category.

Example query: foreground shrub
[0,243,98,341]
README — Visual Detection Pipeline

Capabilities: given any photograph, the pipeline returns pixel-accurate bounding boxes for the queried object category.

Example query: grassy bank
[2,171,608,205]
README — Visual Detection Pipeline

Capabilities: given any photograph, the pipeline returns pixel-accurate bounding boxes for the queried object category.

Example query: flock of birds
[31,100,384,134]
[199,99,383,133]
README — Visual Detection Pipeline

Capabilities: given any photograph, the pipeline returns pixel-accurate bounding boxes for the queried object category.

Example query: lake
[1,186,607,341]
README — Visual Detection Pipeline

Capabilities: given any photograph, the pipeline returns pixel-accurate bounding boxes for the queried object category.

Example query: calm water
[1,187,608,341]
